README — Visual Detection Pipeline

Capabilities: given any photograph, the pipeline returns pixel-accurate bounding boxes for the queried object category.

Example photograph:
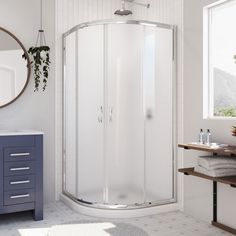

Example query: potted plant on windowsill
[232,126,236,136]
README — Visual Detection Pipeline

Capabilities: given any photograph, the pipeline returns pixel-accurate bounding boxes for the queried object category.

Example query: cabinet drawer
[0,135,35,147]
[4,175,35,191]
[4,161,35,176]
[4,147,35,162]
[4,189,35,206]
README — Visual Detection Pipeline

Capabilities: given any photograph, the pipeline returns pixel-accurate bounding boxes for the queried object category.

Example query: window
[204,0,236,118]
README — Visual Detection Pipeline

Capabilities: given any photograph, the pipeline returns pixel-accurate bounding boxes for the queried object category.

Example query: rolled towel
[198,156,236,170]
[195,165,236,177]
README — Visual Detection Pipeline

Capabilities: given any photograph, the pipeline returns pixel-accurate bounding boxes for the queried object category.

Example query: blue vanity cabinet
[0,134,43,221]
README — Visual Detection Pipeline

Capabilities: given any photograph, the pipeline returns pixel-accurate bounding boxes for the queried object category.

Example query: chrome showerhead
[114,0,150,16]
[114,0,133,16]
[114,9,133,16]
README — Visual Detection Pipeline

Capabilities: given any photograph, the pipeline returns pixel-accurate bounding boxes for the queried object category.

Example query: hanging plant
[23,0,51,91]
[26,45,51,91]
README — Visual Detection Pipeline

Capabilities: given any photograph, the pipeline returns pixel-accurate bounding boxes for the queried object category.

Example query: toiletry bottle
[205,129,211,145]
[199,129,204,144]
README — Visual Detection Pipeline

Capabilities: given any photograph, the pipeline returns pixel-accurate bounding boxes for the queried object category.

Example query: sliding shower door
[76,25,105,203]
[106,24,145,205]
[143,26,174,202]
[63,20,176,209]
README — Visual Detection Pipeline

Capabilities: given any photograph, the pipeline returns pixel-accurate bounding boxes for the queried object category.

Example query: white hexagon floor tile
[0,201,232,236]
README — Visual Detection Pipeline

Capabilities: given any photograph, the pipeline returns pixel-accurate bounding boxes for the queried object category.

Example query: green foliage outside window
[214,107,236,117]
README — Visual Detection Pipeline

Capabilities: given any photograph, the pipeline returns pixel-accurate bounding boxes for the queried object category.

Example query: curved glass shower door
[77,25,105,204]
[106,24,145,205]
[144,26,174,203]
[63,20,176,209]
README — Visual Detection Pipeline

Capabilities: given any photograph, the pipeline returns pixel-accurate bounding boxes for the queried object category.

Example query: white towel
[198,156,236,170]
[195,165,236,177]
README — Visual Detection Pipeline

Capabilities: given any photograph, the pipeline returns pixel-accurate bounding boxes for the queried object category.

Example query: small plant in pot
[232,126,236,136]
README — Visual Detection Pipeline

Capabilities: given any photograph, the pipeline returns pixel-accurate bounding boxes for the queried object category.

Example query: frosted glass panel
[77,25,104,203]
[106,24,145,205]
[144,26,173,202]
[64,32,77,196]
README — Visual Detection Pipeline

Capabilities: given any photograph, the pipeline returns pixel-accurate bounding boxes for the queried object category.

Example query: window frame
[203,0,236,120]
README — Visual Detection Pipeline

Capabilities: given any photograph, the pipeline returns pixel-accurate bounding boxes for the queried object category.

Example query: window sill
[203,116,236,121]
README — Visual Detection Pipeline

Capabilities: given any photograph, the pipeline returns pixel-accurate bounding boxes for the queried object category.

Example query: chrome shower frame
[62,19,178,210]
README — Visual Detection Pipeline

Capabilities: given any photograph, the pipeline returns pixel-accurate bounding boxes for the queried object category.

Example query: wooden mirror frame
[0,27,31,108]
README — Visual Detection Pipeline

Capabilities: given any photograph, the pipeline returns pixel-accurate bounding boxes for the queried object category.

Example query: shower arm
[121,0,126,9]
[126,0,150,8]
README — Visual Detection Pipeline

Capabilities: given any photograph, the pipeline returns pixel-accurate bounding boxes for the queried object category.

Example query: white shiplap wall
[58,0,182,32]
[55,0,183,205]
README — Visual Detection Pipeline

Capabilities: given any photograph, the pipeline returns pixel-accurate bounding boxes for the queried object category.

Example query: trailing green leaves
[24,46,51,91]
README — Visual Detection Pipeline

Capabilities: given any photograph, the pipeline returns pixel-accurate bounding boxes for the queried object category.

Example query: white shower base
[78,187,169,206]
[61,193,180,219]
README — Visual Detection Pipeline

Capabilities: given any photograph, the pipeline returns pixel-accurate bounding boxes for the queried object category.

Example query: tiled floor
[0,201,232,236]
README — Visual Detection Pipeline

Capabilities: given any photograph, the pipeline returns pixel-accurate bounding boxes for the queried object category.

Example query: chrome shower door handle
[98,106,103,123]
[109,108,113,122]
[98,116,103,123]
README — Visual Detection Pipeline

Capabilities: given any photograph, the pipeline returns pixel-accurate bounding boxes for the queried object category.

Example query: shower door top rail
[63,19,176,37]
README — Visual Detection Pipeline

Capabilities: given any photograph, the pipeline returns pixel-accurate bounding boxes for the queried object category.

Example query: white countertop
[0,130,44,136]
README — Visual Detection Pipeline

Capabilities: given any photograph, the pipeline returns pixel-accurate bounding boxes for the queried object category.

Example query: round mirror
[0,27,30,108]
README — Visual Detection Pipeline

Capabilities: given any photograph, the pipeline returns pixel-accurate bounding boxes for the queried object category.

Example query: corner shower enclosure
[63,19,176,210]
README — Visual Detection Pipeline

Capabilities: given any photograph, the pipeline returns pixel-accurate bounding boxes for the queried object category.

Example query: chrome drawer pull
[10,153,30,157]
[10,194,30,199]
[10,167,30,171]
[10,180,30,185]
